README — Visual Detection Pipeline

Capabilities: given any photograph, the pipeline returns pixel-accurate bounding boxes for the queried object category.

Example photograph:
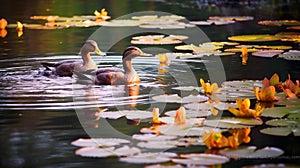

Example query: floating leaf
[137,140,178,149]
[252,50,283,58]
[241,163,300,168]
[228,34,280,42]
[145,164,184,168]
[204,117,263,129]
[184,102,212,111]
[75,146,141,158]
[152,94,208,103]
[71,138,130,147]
[278,50,300,60]
[157,124,222,137]
[220,146,284,159]
[265,119,300,127]
[120,152,177,164]
[209,16,254,21]
[132,134,177,141]
[261,107,300,118]
[258,20,300,26]
[172,153,229,166]
[172,86,201,91]
[260,127,300,136]
[165,109,212,118]
[222,80,262,89]
[255,45,292,50]
[131,35,188,45]
[98,110,152,120]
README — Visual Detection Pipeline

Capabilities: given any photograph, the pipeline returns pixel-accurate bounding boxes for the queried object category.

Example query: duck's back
[95,69,125,85]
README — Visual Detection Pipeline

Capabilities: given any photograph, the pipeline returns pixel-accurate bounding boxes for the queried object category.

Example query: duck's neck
[123,58,136,74]
[81,50,94,65]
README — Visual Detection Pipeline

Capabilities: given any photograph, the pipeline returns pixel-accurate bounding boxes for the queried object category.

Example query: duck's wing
[95,67,124,74]
[41,60,77,69]
[95,71,125,85]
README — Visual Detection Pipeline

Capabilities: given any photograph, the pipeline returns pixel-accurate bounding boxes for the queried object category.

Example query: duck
[77,46,152,85]
[40,40,106,77]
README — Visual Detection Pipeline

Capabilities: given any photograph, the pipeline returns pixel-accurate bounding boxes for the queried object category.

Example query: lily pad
[172,153,229,166]
[157,124,223,137]
[71,138,130,147]
[261,107,300,118]
[228,34,280,42]
[131,35,187,45]
[172,86,201,91]
[132,134,177,141]
[252,50,283,58]
[258,20,300,26]
[164,109,212,118]
[265,119,300,127]
[221,80,262,90]
[278,50,300,61]
[220,146,284,159]
[209,16,254,21]
[242,163,300,168]
[120,152,177,164]
[152,94,208,103]
[260,127,300,136]
[75,146,141,158]
[137,140,178,149]
[98,110,152,120]
[204,117,263,129]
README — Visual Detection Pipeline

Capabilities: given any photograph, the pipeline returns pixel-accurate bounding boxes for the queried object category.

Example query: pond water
[1,0,300,168]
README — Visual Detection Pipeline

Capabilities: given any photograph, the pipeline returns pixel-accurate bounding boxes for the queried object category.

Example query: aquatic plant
[199,78,221,96]
[202,128,251,149]
[228,98,264,118]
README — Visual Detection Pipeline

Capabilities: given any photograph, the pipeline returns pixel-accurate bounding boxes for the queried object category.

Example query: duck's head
[83,40,106,56]
[122,46,152,60]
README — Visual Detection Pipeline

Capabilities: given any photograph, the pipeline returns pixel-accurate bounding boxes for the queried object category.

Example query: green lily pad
[75,146,141,158]
[265,119,300,127]
[260,127,300,136]
[278,50,300,61]
[71,138,130,147]
[241,163,300,168]
[252,50,283,58]
[120,152,177,164]
[220,146,284,159]
[137,140,178,149]
[157,124,223,137]
[172,86,201,91]
[204,117,263,129]
[152,94,208,103]
[228,34,280,42]
[132,134,177,141]
[172,153,229,166]
[262,107,300,118]
[221,80,262,89]
[164,109,212,118]
[98,110,152,120]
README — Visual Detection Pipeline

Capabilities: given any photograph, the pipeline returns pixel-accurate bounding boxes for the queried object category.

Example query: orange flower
[203,128,251,149]
[151,107,166,125]
[16,21,23,37]
[254,85,278,102]
[282,74,299,98]
[228,98,264,118]
[0,18,8,29]
[241,47,248,65]
[200,78,221,96]
[174,106,186,125]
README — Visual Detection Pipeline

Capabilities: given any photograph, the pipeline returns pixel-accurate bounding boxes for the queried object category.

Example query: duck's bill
[94,48,106,56]
[139,52,153,57]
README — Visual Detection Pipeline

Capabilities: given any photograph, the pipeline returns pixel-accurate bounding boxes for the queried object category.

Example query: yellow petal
[174,106,186,125]
[270,73,280,86]
[260,86,276,101]
[253,87,261,100]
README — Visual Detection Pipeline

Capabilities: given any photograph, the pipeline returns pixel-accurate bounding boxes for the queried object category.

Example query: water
[1,0,300,167]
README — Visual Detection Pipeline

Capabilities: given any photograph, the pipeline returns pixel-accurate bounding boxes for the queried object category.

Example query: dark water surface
[1,1,300,168]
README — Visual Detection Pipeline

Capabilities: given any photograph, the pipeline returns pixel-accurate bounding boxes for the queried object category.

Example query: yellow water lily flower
[282,74,299,98]
[228,98,264,118]
[241,47,248,65]
[202,128,251,149]
[174,106,186,125]
[254,85,278,102]
[16,21,23,37]
[200,78,221,96]
[151,107,166,125]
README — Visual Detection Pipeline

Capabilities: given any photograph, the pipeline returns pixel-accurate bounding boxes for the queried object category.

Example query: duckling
[41,40,106,77]
[78,46,151,85]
